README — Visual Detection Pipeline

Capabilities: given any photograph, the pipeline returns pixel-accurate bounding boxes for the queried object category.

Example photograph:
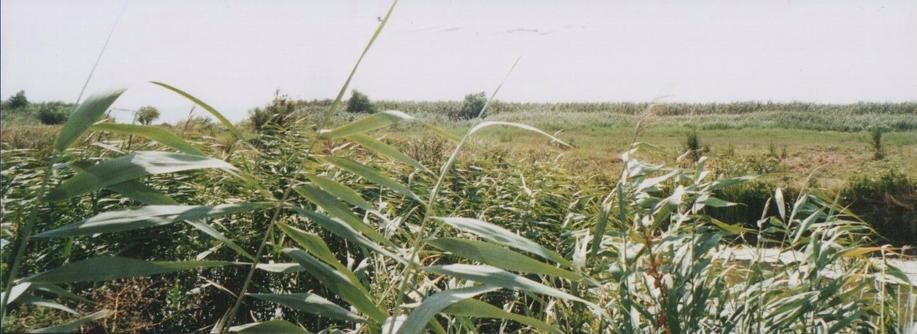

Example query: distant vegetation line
[4,89,916,132]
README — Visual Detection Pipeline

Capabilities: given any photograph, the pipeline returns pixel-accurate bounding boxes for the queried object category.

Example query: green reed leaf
[184,220,255,261]
[34,203,272,238]
[283,248,386,323]
[229,319,307,334]
[24,257,231,283]
[248,293,364,322]
[93,123,205,155]
[348,134,431,173]
[425,264,596,308]
[18,295,79,315]
[293,184,392,247]
[30,310,114,334]
[435,217,571,267]
[54,89,125,152]
[429,238,583,281]
[320,110,414,138]
[46,151,239,201]
[255,263,305,274]
[324,156,420,202]
[292,207,406,265]
[305,174,375,212]
[277,222,360,285]
[443,299,560,334]
[397,285,499,334]
[106,180,178,205]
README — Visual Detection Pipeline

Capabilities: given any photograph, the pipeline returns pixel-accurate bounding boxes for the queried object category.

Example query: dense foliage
[346,90,377,114]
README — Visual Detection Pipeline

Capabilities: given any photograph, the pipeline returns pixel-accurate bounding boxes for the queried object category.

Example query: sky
[2,0,916,122]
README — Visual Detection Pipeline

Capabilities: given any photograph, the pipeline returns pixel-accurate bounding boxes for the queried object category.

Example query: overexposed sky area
[2,0,916,122]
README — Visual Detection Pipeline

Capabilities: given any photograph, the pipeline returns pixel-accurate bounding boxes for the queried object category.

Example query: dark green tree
[346,90,376,114]
[6,90,29,109]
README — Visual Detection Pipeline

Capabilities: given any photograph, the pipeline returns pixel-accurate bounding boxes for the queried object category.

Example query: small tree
[36,105,67,125]
[451,91,487,120]
[136,106,161,125]
[346,90,376,114]
[6,90,29,109]
[869,127,884,160]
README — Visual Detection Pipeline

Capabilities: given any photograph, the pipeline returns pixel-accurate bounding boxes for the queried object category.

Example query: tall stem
[1,155,57,320]
[213,189,291,332]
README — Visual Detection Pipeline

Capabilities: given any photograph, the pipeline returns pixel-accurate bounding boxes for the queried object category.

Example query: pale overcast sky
[2,0,916,122]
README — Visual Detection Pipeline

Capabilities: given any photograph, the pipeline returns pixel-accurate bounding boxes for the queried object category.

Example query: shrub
[450,91,487,120]
[136,106,160,125]
[35,105,67,125]
[346,90,376,114]
[841,171,917,247]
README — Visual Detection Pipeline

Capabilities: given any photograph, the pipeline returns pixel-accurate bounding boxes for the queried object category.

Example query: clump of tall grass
[870,126,886,160]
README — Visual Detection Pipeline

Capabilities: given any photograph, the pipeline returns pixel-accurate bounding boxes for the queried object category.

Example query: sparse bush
[136,106,160,125]
[346,89,376,114]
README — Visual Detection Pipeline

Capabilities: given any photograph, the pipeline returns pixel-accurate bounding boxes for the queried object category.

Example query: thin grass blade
[150,81,247,141]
